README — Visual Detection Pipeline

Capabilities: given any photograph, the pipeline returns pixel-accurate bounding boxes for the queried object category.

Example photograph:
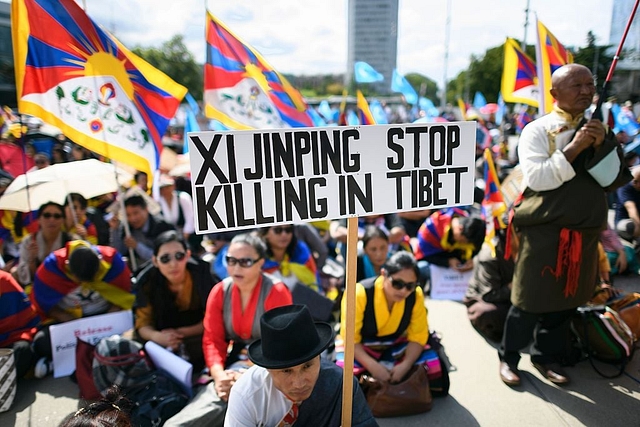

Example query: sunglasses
[158,251,187,264]
[272,226,294,235]
[225,255,261,268]
[389,278,419,292]
[41,212,63,219]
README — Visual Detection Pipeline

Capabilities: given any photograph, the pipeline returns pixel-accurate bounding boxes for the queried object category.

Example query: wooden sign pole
[340,216,359,427]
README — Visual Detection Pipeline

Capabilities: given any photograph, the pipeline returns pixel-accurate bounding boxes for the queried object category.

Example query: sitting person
[341,251,429,384]
[614,165,640,245]
[108,194,175,267]
[63,193,98,245]
[0,270,40,379]
[225,305,377,427]
[164,233,292,427]
[30,240,134,377]
[464,228,514,343]
[134,231,217,372]
[258,225,319,292]
[14,202,76,287]
[356,225,390,282]
[600,222,640,276]
[414,208,485,281]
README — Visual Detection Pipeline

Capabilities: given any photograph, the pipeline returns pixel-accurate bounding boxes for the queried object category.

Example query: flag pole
[592,0,640,120]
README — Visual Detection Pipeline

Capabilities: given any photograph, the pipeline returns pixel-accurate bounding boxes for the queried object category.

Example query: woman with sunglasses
[134,230,216,371]
[258,224,319,291]
[14,202,76,286]
[340,251,429,384]
[356,225,391,282]
[164,233,292,427]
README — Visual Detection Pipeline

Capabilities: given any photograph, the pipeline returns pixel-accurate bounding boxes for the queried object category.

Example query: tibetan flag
[482,148,507,256]
[501,38,539,107]
[354,61,384,83]
[457,98,468,120]
[204,11,314,130]
[356,90,376,125]
[11,0,187,180]
[391,70,418,105]
[535,19,573,114]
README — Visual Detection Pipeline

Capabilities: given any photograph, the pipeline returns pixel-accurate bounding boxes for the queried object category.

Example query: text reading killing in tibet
[190,123,475,233]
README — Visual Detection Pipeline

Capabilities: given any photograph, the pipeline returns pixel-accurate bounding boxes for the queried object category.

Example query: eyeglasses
[272,226,294,235]
[225,255,261,268]
[41,212,63,219]
[158,251,187,264]
[389,278,419,292]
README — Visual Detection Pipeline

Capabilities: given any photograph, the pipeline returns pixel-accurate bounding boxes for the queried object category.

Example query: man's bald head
[549,64,596,116]
[551,63,592,89]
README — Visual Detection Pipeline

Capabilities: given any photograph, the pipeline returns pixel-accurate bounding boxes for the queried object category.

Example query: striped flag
[535,19,574,114]
[204,11,314,130]
[356,90,376,125]
[501,38,539,107]
[12,0,187,180]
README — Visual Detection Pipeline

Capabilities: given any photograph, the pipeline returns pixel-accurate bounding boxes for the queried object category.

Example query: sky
[4,0,617,89]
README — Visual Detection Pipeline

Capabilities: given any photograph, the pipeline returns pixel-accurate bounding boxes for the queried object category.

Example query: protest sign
[188,122,477,233]
[49,311,133,378]
[429,265,473,301]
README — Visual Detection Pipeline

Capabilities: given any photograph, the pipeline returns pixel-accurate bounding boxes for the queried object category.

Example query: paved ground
[1,277,639,426]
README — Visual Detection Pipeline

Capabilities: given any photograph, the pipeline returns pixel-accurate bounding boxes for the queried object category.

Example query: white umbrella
[0,159,128,212]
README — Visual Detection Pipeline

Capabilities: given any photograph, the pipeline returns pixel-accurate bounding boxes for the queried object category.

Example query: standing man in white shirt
[498,64,631,387]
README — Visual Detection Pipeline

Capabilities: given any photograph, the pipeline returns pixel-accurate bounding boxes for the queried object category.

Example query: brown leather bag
[360,365,432,418]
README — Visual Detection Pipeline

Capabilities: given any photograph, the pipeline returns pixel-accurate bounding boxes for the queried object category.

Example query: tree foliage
[132,35,203,101]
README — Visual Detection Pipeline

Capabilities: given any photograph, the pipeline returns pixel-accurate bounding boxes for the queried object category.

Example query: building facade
[609,0,640,102]
[0,1,16,107]
[346,0,398,94]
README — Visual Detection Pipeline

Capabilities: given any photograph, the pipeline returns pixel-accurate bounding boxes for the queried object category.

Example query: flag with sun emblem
[11,0,187,178]
[204,11,315,130]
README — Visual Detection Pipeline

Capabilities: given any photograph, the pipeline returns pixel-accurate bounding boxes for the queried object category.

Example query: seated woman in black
[134,230,217,372]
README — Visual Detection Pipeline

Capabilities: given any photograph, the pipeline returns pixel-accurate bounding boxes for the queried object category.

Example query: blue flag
[611,104,640,136]
[318,100,334,122]
[496,93,506,126]
[369,99,388,124]
[473,92,487,109]
[391,69,418,105]
[308,108,327,127]
[184,92,200,116]
[354,61,384,83]
[347,109,360,125]
[183,107,200,154]
[418,97,439,118]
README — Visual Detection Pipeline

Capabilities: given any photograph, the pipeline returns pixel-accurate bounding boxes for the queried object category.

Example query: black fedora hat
[248,305,334,369]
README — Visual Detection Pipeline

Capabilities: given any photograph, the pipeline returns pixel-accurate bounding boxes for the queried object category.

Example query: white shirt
[224,365,292,427]
[158,191,195,235]
[517,111,579,192]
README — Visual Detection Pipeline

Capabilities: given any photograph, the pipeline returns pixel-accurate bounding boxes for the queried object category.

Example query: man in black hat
[225,305,377,427]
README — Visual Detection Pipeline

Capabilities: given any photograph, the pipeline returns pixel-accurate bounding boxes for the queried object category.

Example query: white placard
[188,122,477,233]
[429,265,473,301]
[144,341,193,397]
[49,310,134,378]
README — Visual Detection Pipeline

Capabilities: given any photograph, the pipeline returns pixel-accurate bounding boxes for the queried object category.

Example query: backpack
[571,305,636,378]
[129,371,189,427]
[92,336,154,395]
